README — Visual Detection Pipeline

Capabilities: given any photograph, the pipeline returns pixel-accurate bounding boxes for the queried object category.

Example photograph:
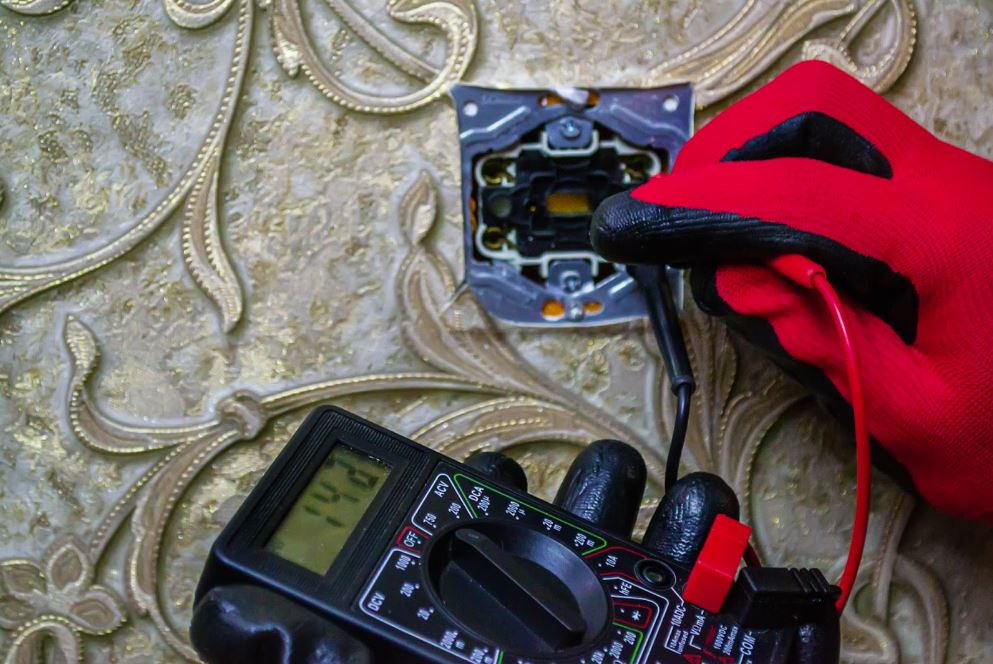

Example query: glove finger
[591,160,918,343]
[465,451,528,492]
[190,585,372,664]
[700,264,972,516]
[675,60,928,171]
[553,439,646,538]
[641,472,739,567]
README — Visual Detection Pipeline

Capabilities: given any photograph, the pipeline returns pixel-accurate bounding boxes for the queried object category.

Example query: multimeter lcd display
[265,445,391,574]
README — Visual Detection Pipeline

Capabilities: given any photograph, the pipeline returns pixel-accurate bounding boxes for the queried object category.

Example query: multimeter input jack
[634,558,676,591]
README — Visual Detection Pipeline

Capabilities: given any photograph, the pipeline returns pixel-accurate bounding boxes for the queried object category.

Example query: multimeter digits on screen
[196,407,794,663]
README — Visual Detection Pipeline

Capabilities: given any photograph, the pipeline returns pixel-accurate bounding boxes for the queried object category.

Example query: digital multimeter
[196,406,792,663]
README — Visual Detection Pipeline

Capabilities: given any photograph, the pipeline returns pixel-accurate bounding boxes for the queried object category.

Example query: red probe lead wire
[767,255,871,615]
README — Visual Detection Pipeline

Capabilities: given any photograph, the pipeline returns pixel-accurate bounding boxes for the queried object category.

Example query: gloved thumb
[190,585,371,664]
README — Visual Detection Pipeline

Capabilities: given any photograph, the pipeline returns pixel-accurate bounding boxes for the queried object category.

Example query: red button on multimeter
[196,407,793,663]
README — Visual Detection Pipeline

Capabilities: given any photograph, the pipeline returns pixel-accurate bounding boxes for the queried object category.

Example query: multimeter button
[635,559,676,589]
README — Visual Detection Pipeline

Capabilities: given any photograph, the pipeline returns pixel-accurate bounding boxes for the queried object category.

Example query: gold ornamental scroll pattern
[0,0,914,332]
[649,0,917,107]
[0,172,949,662]
[0,0,254,333]
[0,0,479,332]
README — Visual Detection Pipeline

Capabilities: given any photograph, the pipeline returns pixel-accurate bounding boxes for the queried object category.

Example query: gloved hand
[592,60,993,521]
[190,442,838,663]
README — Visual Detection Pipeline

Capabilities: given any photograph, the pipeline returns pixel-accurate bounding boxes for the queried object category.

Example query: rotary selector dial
[426,522,609,655]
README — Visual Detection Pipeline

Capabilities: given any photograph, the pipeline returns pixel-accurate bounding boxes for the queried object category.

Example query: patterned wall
[1,0,992,661]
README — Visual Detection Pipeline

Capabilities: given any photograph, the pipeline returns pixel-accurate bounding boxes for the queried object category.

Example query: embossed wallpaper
[2,0,992,661]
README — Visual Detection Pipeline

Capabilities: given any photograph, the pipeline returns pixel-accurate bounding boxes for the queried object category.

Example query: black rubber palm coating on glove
[465,451,529,492]
[641,472,740,567]
[190,585,372,664]
[553,439,647,538]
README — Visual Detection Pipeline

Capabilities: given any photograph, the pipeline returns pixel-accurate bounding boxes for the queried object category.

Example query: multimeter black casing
[196,406,792,663]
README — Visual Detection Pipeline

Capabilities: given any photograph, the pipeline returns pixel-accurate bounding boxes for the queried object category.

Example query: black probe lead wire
[666,384,693,491]
[627,264,696,492]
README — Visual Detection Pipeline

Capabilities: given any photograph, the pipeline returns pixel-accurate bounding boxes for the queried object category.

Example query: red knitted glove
[592,60,993,521]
